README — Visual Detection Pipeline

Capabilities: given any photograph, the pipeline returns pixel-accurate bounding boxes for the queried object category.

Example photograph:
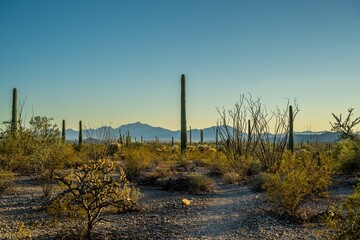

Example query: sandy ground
[0,175,356,239]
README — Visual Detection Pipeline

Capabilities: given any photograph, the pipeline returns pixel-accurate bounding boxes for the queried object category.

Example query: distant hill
[65,122,341,143]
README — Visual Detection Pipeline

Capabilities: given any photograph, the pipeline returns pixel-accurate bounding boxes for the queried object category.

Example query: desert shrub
[138,163,175,186]
[262,150,337,217]
[189,174,217,193]
[332,140,360,172]
[222,171,241,184]
[49,158,140,239]
[0,170,14,192]
[160,174,216,194]
[202,151,232,176]
[247,172,270,192]
[122,147,153,180]
[0,116,81,176]
[323,180,360,239]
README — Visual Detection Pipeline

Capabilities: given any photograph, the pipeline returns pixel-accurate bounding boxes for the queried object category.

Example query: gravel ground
[0,175,355,239]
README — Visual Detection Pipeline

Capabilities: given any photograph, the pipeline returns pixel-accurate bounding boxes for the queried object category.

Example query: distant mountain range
[65,122,342,143]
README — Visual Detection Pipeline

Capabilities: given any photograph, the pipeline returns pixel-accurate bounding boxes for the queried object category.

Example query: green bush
[122,147,153,181]
[0,116,82,176]
[262,150,337,217]
[247,172,270,192]
[160,174,216,194]
[222,171,241,184]
[323,180,360,240]
[332,140,360,172]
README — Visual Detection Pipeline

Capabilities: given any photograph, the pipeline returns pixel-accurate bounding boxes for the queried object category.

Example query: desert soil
[0,175,355,239]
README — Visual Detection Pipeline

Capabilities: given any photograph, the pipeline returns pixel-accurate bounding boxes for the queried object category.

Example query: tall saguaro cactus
[200,129,204,144]
[62,119,66,142]
[247,119,251,143]
[288,105,294,153]
[11,88,18,133]
[180,74,187,153]
[79,120,83,145]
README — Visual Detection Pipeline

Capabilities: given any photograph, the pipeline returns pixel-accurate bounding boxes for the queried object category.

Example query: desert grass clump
[49,158,140,239]
[262,150,337,217]
[247,172,270,192]
[0,170,14,192]
[222,171,242,185]
[160,174,216,194]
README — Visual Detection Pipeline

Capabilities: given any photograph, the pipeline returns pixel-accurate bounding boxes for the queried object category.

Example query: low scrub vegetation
[48,158,140,239]
[262,150,337,217]
[323,180,360,239]
[159,174,216,194]
[1,103,360,238]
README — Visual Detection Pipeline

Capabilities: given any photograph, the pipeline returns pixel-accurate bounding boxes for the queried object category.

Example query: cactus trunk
[11,88,18,133]
[180,74,187,153]
[79,120,83,145]
[200,129,204,144]
[288,105,294,152]
[247,119,251,143]
[62,119,66,142]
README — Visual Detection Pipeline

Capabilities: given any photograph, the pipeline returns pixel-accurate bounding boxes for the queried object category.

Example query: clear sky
[1,0,359,131]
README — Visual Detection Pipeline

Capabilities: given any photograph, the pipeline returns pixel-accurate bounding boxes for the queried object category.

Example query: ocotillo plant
[200,129,204,144]
[11,88,18,133]
[62,119,66,142]
[79,121,83,145]
[288,105,294,152]
[180,74,187,153]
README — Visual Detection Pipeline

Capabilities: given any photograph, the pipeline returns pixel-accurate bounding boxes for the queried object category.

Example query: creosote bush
[0,116,82,176]
[122,147,153,181]
[222,171,242,185]
[49,158,140,239]
[323,180,360,240]
[332,140,360,172]
[160,174,216,194]
[262,150,337,217]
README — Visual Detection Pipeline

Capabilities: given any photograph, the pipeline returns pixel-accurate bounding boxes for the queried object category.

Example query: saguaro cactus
[247,119,251,143]
[79,120,83,145]
[62,119,66,142]
[11,88,18,133]
[200,129,204,144]
[288,105,294,152]
[180,74,187,153]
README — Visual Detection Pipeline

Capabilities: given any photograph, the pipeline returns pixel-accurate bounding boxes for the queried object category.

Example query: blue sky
[1,0,359,131]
